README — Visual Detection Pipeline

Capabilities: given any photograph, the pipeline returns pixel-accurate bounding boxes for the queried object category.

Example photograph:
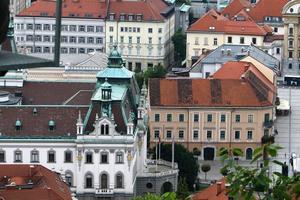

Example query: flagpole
[172,136,175,169]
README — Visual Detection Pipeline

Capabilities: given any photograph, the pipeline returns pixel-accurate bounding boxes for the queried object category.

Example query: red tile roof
[213,61,249,79]
[221,0,288,23]
[18,0,107,18]
[221,0,252,18]
[149,77,273,108]
[0,164,72,200]
[248,0,288,22]
[192,178,228,200]
[108,0,171,21]
[264,34,284,43]
[188,9,269,36]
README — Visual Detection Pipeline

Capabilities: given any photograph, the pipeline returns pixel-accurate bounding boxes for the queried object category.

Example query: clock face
[0,1,9,44]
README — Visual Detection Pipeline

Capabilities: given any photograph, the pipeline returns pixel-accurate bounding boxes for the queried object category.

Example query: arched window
[30,150,39,163]
[115,173,123,188]
[65,171,73,187]
[101,173,108,189]
[85,173,94,188]
[246,148,253,160]
[116,151,124,164]
[47,150,56,163]
[100,152,109,164]
[101,124,105,135]
[105,124,109,135]
[14,150,22,163]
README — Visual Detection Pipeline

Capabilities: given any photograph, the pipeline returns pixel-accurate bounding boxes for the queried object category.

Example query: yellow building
[148,62,275,161]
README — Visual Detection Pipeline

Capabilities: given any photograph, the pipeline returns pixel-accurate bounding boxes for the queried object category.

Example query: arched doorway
[101,174,108,189]
[161,182,173,194]
[203,147,215,160]
[246,148,253,160]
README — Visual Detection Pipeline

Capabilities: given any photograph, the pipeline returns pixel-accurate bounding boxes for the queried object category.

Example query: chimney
[216,181,222,195]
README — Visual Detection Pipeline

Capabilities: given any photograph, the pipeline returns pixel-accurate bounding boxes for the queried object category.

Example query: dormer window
[136,14,143,21]
[101,124,109,135]
[109,13,115,21]
[120,13,126,21]
[128,14,134,21]
[15,119,22,131]
[48,120,56,131]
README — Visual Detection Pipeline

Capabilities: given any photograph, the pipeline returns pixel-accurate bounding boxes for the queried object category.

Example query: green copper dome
[107,45,123,68]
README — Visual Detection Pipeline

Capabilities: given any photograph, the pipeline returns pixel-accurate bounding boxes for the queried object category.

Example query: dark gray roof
[190,44,280,73]
[0,51,54,71]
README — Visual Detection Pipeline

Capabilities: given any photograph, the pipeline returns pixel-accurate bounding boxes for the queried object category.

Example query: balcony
[263,120,273,128]
[95,188,114,195]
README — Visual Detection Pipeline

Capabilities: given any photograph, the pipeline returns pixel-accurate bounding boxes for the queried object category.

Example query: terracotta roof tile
[0,164,72,200]
[108,0,171,21]
[221,0,252,18]
[192,178,228,200]
[18,0,107,18]
[149,78,272,107]
[188,9,268,36]
[248,0,288,22]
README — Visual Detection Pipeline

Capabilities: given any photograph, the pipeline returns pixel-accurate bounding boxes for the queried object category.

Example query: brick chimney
[216,181,222,196]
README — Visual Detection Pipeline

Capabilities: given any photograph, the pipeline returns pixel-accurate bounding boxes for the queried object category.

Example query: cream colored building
[186,9,270,67]
[282,0,300,75]
[105,0,175,71]
[148,75,275,160]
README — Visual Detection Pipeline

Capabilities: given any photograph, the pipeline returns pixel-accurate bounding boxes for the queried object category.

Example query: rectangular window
[137,27,140,32]
[27,23,33,30]
[227,36,232,43]
[289,27,293,35]
[213,38,218,46]
[31,151,39,163]
[158,37,162,44]
[87,26,94,32]
[154,130,160,138]
[252,37,257,44]
[79,25,85,32]
[154,114,160,122]
[193,130,199,139]
[207,114,212,122]
[96,26,103,32]
[35,24,42,30]
[14,151,22,162]
[207,130,212,140]
[61,36,68,43]
[220,130,225,140]
[26,35,33,41]
[166,130,172,139]
[235,131,240,140]
[179,130,184,139]
[61,25,68,31]
[65,151,72,163]
[87,37,94,44]
[264,113,270,122]
[204,37,208,45]
[109,26,114,32]
[43,24,50,30]
[247,131,253,140]
[167,114,172,122]
[96,37,103,44]
[109,36,113,43]
[148,37,152,44]
[248,114,253,123]
[148,28,153,33]
[48,151,55,163]
[137,36,140,44]
[79,48,85,54]
[194,114,199,122]
[43,35,50,42]
[120,36,124,43]
[195,37,199,45]
[101,153,108,164]
[158,28,162,33]
[0,151,5,162]
[70,25,77,31]
[240,37,245,44]
[70,48,76,54]
[86,153,93,164]
[220,114,226,122]
[129,36,132,44]
[235,114,240,123]
[179,114,184,122]
[69,36,76,43]
[289,51,293,58]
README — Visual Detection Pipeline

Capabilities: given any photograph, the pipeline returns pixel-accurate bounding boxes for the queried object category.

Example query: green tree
[134,63,167,89]
[201,164,211,181]
[176,177,189,200]
[219,144,300,200]
[134,192,177,200]
[171,29,186,62]
[154,143,199,190]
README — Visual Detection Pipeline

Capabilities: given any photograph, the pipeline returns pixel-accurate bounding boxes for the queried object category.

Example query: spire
[107,45,123,68]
